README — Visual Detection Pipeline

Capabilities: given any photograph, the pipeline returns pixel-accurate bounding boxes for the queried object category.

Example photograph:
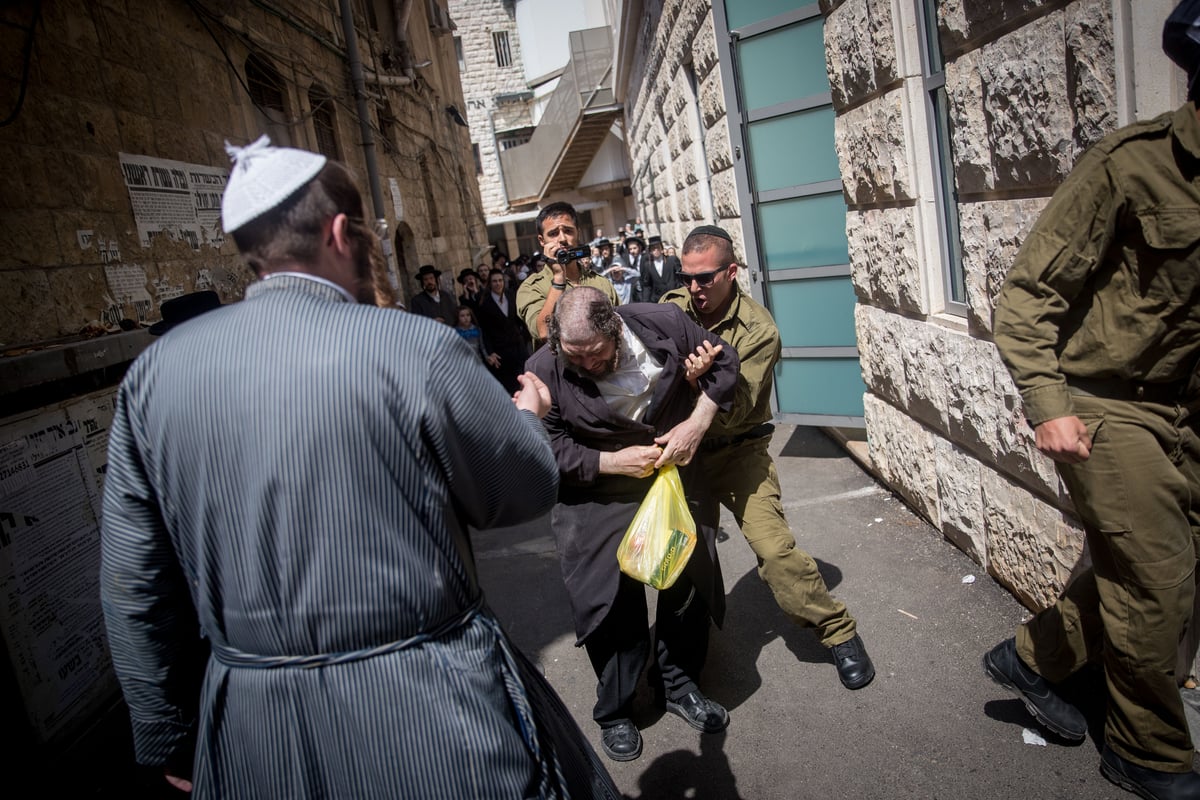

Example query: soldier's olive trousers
[695,435,857,647]
[1016,394,1200,772]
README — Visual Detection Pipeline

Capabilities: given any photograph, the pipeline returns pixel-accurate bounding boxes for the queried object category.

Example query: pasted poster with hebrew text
[119,152,228,251]
[0,390,120,744]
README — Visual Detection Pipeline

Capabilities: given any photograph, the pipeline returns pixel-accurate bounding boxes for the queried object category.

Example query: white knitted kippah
[220,135,327,233]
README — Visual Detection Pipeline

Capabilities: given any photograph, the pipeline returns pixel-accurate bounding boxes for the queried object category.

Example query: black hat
[595,238,611,248]
[457,268,481,284]
[1165,1,1200,102]
[149,291,220,336]
[625,234,645,250]
[647,235,663,248]
[416,264,441,279]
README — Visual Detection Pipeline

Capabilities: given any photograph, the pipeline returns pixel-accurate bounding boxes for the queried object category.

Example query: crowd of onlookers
[406,221,681,393]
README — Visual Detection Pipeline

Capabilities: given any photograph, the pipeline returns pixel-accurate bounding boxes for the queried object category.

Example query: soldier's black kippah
[687,224,732,242]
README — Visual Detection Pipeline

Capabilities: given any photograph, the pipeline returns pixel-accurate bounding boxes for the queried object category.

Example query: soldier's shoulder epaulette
[1087,109,1177,158]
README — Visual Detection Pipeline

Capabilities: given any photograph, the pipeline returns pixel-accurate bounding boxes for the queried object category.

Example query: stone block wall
[827,0,1122,612]
[448,0,534,219]
[0,0,484,350]
[623,1,742,254]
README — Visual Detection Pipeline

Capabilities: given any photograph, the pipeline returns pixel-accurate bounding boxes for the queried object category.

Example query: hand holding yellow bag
[616,464,696,589]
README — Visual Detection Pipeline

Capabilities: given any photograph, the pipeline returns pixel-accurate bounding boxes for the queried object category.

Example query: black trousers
[582,572,710,726]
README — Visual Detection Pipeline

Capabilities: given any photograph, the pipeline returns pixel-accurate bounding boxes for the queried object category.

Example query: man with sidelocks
[528,286,738,763]
[661,224,875,691]
[99,136,619,798]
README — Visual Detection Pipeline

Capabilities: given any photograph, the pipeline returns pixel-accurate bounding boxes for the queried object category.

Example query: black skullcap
[687,224,733,242]
[1165,0,1200,102]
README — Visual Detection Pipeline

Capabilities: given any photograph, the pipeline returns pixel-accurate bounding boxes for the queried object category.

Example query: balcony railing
[499,27,619,206]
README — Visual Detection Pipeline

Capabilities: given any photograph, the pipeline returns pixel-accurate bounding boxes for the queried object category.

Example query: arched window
[245,53,290,145]
[308,85,339,159]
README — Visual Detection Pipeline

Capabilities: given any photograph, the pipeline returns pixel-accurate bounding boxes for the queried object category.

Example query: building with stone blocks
[449,0,536,224]
[613,0,740,256]
[611,0,1188,618]
[0,0,486,763]
[0,0,485,352]
[452,0,634,260]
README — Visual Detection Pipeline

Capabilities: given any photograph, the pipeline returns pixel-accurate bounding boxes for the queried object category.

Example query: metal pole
[338,0,398,290]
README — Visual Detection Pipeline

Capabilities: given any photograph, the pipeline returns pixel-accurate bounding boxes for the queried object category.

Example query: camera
[554,245,591,265]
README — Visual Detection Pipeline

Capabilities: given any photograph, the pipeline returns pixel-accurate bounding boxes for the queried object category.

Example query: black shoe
[1100,745,1200,799]
[982,638,1086,741]
[830,633,875,690]
[599,719,642,762]
[664,691,730,733]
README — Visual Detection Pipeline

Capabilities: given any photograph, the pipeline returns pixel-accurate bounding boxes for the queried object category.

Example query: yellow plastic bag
[616,464,697,589]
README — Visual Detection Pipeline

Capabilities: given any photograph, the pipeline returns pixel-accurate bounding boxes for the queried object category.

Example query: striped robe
[100,275,617,798]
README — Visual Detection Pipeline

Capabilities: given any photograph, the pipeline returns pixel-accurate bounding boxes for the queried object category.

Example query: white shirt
[594,324,664,421]
[492,291,508,315]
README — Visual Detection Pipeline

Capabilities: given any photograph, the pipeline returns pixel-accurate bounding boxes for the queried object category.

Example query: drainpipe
[338,0,398,289]
[391,0,417,80]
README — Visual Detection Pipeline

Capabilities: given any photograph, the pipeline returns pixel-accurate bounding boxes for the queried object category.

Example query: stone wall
[448,0,535,219]
[623,0,742,255]
[0,0,484,350]
[827,0,1120,611]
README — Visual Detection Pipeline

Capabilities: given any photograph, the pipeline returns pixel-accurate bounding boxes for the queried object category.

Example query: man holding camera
[518,201,619,343]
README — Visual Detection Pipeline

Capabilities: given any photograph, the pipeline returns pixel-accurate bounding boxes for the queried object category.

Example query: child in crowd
[454,305,495,367]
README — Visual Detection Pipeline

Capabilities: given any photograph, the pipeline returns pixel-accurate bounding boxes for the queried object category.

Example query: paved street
[475,426,1137,799]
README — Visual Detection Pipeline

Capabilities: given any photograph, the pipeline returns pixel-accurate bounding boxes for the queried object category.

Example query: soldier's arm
[993,148,1123,426]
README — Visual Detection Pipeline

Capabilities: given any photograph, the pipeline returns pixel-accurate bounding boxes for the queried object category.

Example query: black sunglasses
[675,268,725,288]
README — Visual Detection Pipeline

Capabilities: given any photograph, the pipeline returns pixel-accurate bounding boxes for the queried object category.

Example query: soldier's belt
[700,422,775,451]
[1066,376,1189,404]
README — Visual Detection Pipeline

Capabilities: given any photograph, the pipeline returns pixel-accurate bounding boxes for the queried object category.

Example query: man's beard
[577,337,621,379]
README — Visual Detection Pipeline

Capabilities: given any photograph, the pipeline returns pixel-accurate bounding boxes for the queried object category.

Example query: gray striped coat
[100,275,617,798]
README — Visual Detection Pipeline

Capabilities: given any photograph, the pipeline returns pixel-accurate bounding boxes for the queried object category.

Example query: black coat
[636,255,682,303]
[527,303,739,641]
[475,289,528,350]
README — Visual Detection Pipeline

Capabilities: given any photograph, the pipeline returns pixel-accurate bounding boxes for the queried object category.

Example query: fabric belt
[210,596,484,669]
[209,599,572,796]
[699,422,775,452]
[1066,376,1190,404]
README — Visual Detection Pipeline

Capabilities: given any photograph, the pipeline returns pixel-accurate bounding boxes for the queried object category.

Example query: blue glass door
[715,2,864,425]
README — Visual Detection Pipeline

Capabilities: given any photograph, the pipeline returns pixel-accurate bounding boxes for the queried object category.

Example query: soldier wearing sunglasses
[661,224,875,692]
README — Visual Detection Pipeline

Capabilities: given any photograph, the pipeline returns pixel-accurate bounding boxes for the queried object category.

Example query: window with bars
[493,31,513,68]
[245,54,291,145]
[497,126,533,152]
[309,86,339,159]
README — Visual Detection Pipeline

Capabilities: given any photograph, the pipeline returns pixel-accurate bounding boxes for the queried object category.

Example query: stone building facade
[0,0,485,352]
[832,0,1179,609]
[617,0,741,255]
[453,0,632,260]
[614,0,1185,615]
[448,0,536,222]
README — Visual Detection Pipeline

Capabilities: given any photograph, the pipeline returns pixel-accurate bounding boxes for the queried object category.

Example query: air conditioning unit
[428,0,455,35]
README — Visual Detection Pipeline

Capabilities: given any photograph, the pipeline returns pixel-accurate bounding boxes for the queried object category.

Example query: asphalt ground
[474,425,1176,800]
[47,424,1198,798]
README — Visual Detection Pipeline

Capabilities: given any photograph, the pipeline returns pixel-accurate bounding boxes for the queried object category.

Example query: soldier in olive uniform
[982,5,1200,797]
[661,225,875,691]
